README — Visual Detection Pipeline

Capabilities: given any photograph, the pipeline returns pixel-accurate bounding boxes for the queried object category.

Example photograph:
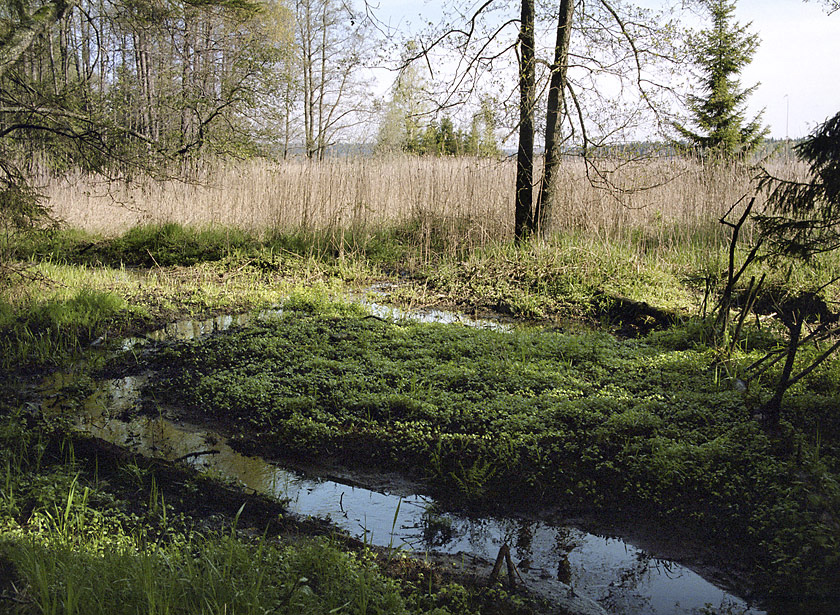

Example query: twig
[146,248,162,269]
[173,449,220,463]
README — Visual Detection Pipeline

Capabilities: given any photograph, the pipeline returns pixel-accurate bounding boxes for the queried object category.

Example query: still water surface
[52,373,763,615]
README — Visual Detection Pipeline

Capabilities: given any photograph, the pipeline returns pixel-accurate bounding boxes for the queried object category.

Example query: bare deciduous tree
[295,0,372,159]
[382,0,685,240]
[0,0,283,257]
[807,0,840,14]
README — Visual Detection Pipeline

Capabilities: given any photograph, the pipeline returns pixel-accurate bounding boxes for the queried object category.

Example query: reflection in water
[122,295,509,349]
[142,311,284,343]
[360,302,512,332]
[49,374,765,615]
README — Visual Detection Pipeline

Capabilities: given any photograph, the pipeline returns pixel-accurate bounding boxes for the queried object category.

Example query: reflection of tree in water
[461,516,500,552]
[419,505,512,551]
[436,516,585,584]
[579,540,658,614]
[551,527,578,583]
[514,522,534,568]
[419,512,549,558]
[618,550,657,586]
[420,504,456,548]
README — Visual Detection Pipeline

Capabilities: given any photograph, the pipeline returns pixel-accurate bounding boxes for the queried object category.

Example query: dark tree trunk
[514,0,535,242]
[536,0,575,237]
[761,312,802,431]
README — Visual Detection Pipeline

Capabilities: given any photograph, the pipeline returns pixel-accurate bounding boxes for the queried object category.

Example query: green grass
[7,221,840,332]
[0,408,512,615]
[11,223,409,271]
[412,237,700,319]
[12,223,260,268]
[4,534,411,615]
[4,220,840,610]
[0,289,127,369]
[0,224,391,370]
[146,300,840,601]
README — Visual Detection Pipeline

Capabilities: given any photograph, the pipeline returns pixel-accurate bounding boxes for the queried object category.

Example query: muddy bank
[40,359,766,615]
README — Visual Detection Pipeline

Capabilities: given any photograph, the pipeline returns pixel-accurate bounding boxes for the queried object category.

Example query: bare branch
[0,0,79,80]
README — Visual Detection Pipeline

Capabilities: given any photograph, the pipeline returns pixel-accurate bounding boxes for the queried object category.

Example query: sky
[370,0,839,140]
[734,0,839,139]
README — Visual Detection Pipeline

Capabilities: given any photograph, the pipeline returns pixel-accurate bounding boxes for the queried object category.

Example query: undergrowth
[0,406,510,615]
[0,289,127,370]
[3,221,840,611]
[148,299,840,603]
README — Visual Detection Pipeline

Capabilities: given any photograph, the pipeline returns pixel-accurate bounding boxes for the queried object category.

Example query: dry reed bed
[44,156,803,247]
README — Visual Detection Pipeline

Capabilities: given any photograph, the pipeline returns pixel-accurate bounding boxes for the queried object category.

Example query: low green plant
[0,288,126,369]
[148,302,840,600]
[4,531,419,615]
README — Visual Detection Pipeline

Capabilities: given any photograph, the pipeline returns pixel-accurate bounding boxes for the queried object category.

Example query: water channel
[45,300,767,615]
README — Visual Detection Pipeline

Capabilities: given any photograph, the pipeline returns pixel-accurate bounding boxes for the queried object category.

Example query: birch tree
[295,0,371,159]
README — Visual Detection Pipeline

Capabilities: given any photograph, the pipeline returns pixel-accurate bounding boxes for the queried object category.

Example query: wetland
[2,224,840,614]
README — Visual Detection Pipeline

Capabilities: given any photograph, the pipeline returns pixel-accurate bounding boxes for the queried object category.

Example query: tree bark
[514,0,535,242]
[536,0,575,237]
[0,0,78,80]
[300,0,316,158]
[761,315,802,431]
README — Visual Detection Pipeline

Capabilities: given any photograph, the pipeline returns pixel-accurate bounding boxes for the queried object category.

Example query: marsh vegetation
[1,155,839,614]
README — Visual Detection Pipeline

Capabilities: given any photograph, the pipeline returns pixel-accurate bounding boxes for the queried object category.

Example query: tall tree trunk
[47,23,60,93]
[181,10,194,145]
[317,0,327,160]
[536,0,574,237]
[298,0,316,159]
[60,15,70,86]
[134,30,153,136]
[98,0,106,96]
[0,0,78,80]
[514,0,535,242]
[283,78,292,159]
[81,9,91,87]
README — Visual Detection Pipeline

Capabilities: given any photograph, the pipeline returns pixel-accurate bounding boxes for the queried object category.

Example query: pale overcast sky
[371,0,839,140]
[735,0,839,139]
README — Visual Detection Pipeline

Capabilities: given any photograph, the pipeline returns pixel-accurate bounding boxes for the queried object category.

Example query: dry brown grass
[43,154,805,249]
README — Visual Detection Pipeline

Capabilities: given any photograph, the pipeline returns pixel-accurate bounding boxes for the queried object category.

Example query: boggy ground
[2,224,840,613]
[0,398,544,615]
[128,294,839,610]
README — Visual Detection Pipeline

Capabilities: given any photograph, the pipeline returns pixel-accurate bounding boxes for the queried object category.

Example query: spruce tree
[750,110,840,427]
[678,0,768,157]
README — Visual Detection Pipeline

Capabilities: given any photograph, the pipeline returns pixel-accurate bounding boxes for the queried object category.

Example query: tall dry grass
[43,154,805,251]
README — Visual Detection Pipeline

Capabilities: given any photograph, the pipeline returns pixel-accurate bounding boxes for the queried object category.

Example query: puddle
[356,284,512,331]
[361,302,511,331]
[115,309,287,350]
[103,290,511,352]
[42,373,767,615]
